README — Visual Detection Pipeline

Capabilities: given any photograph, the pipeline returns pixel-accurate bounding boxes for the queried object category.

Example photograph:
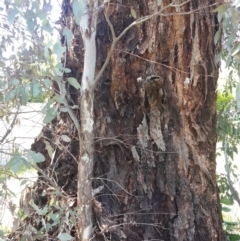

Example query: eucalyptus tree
[58,0,226,240]
[0,0,230,240]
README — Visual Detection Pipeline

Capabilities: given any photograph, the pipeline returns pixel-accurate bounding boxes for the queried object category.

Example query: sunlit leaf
[43,140,54,158]
[214,4,227,13]
[130,8,137,19]
[231,43,240,56]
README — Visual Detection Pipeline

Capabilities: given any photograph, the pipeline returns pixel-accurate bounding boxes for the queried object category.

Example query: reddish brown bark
[13,0,226,240]
[89,1,224,240]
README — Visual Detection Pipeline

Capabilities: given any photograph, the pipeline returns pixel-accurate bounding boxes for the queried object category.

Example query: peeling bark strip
[78,0,98,240]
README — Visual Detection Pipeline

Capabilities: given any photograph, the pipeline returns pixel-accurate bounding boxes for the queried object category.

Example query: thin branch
[0,105,20,144]
[8,110,43,115]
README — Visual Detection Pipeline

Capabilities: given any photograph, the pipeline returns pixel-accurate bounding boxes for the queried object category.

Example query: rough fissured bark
[89,1,225,240]
[20,0,226,240]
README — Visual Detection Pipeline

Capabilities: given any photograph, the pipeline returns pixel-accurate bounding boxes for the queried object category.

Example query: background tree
[0,0,235,240]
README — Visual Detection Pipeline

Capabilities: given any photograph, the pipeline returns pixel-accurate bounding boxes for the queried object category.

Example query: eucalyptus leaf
[6,153,23,173]
[53,41,66,63]
[222,206,231,212]
[157,0,162,6]
[68,77,81,89]
[62,27,73,46]
[20,179,28,186]
[214,29,221,45]
[236,80,240,111]
[130,8,137,19]
[54,94,65,103]
[221,196,234,206]
[7,8,19,24]
[33,83,41,98]
[20,91,29,105]
[63,68,71,73]
[14,0,23,7]
[10,78,19,86]
[43,78,53,89]
[43,106,58,124]
[5,89,16,102]
[28,150,45,163]
[72,0,86,24]
[27,19,35,34]
[58,233,73,241]
[42,18,53,33]
[0,229,4,238]
[60,107,68,112]
[228,233,240,241]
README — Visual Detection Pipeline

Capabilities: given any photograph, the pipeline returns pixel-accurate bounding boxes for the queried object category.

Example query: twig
[0,105,20,144]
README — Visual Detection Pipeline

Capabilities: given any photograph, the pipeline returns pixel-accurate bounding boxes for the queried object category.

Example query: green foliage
[216,81,240,239]
[58,233,74,241]
[72,0,86,24]
[157,0,163,6]
[215,2,240,68]
[215,2,240,235]
[0,0,77,238]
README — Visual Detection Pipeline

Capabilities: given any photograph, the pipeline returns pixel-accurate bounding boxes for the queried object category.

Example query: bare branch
[0,105,20,144]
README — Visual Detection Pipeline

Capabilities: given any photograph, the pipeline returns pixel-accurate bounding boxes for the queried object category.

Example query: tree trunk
[22,0,226,240]
[91,1,225,240]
